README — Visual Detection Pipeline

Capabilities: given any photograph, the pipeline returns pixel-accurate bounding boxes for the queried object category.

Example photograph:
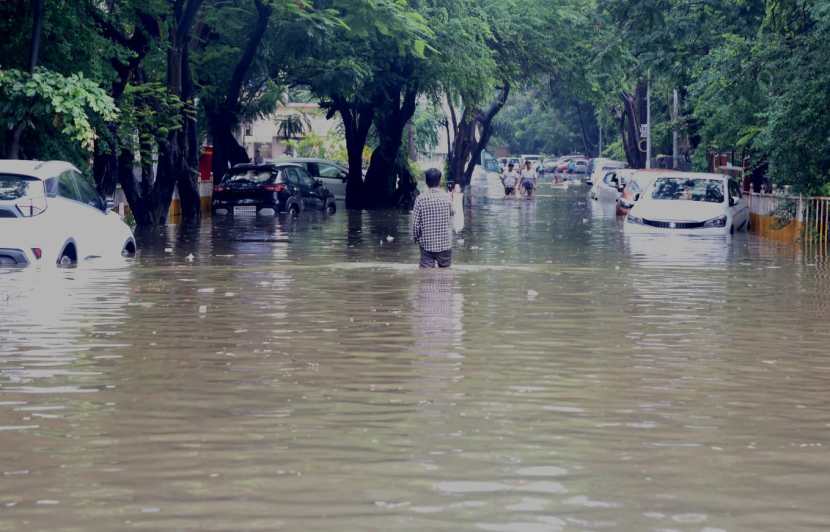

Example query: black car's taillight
[261,183,286,193]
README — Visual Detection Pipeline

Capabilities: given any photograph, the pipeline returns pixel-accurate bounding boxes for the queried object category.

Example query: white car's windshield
[650,177,724,203]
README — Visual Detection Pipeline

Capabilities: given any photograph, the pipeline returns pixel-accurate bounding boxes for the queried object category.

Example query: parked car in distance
[625,172,750,236]
[271,157,348,200]
[0,160,135,268]
[571,159,589,175]
[591,168,636,202]
[212,163,336,217]
[587,158,626,185]
[616,170,661,215]
[538,159,559,175]
[521,154,542,168]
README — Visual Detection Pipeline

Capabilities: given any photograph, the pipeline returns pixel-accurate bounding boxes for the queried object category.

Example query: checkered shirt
[410,188,453,252]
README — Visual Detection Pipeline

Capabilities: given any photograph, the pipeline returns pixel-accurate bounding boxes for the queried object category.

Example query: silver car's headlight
[703,215,727,228]
[627,214,644,225]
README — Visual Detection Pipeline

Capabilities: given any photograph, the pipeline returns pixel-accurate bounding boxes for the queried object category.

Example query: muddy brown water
[2,184,830,531]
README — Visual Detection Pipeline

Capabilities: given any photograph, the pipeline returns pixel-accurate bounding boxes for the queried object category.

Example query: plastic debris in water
[164,247,173,253]
[185,253,195,262]
[527,289,539,301]
[198,305,207,314]
[386,235,395,242]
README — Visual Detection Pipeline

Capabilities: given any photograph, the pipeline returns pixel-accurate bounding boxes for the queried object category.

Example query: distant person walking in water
[411,168,453,268]
[520,160,537,198]
[501,163,519,197]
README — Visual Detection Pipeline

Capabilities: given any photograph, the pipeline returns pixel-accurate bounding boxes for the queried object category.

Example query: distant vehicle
[570,159,589,175]
[538,159,559,175]
[213,163,336,216]
[587,158,626,185]
[591,168,637,202]
[0,160,135,268]
[483,157,501,173]
[616,170,661,215]
[270,157,348,200]
[521,154,542,167]
[625,172,750,235]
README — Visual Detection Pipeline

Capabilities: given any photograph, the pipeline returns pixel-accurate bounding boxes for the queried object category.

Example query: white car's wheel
[122,239,136,257]
[58,243,77,266]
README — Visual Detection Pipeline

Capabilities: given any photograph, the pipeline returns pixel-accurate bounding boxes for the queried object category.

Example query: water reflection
[1,184,830,531]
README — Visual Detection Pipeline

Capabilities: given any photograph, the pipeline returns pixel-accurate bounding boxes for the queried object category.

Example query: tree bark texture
[447,84,510,189]
[156,0,204,225]
[6,0,44,158]
[362,84,418,208]
[329,97,375,209]
[619,80,647,169]
[91,9,159,197]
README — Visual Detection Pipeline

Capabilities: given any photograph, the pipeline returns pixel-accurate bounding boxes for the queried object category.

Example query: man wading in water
[411,168,453,268]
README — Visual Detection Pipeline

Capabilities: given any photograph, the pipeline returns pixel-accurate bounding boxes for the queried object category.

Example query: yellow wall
[750,213,802,242]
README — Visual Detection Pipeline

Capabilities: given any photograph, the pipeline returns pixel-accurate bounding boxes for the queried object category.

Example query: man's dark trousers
[419,248,452,268]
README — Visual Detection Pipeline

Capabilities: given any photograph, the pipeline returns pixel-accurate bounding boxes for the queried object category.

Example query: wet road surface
[2,184,830,531]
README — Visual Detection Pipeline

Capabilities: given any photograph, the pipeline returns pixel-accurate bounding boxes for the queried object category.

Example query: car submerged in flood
[624,171,750,236]
[0,160,135,268]
[212,162,336,216]
[616,170,661,215]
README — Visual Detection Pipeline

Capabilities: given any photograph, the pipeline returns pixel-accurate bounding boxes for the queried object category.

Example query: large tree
[443,0,569,188]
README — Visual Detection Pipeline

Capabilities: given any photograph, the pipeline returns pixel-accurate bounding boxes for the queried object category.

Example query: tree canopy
[2,0,830,226]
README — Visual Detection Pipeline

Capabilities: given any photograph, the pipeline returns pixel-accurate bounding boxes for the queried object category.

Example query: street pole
[646,73,652,169]
[672,88,679,169]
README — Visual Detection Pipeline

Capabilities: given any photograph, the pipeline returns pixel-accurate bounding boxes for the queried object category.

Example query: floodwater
[2,182,830,531]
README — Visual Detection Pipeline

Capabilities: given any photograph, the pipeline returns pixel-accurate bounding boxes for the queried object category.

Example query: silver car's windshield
[650,177,724,203]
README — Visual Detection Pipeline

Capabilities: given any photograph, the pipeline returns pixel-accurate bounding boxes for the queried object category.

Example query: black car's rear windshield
[222,168,276,184]
[0,174,42,200]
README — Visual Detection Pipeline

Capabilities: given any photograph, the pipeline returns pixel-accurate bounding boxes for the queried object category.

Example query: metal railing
[802,196,830,256]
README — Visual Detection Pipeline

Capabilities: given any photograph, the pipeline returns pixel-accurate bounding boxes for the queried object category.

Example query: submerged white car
[624,172,750,236]
[0,160,135,267]
[591,168,637,202]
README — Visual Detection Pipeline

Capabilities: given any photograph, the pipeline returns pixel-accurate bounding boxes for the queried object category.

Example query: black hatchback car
[212,163,336,216]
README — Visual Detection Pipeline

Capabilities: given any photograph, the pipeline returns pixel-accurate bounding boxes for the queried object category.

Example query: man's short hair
[425,168,442,188]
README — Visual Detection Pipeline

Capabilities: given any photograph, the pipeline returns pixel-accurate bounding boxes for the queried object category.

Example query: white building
[239,102,341,161]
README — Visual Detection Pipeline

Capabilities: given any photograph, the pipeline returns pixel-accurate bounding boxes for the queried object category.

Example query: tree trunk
[619,80,647,169]
[362,85,418,208]
[28,0,44,71]
[156,0,203,225]
[6,0,45,159]
[209,111,249,182]
[334,100,374,209]
[91,10,159,196]
[447,84,510,189]
[208,0,271,180]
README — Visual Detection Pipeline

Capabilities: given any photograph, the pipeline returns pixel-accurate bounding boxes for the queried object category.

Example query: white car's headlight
[627,214,644,225]
[703,215,727,228]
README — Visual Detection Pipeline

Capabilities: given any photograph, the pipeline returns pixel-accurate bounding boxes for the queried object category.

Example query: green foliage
[0,67,117,152]
[116,83,184,162]
[412,101,444,153]
[276,113,311,139]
